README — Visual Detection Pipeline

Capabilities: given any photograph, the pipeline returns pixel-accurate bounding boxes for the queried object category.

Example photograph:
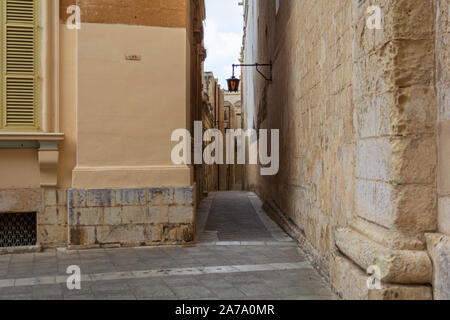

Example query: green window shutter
[1,0,39,130]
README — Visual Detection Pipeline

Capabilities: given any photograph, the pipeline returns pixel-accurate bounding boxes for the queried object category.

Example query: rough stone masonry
[242,0,450,299]
[67,187,195,249]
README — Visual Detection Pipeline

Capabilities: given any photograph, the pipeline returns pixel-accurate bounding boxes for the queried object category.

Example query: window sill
[0,132,64,151]
[0,132,64,142]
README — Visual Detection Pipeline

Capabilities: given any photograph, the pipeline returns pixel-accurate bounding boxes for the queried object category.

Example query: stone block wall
[0,186,195,249]
[243,0,443,299]
[245,0,355,273]
[67,187,195,248]
[38,189,69,246]
[353,0,437,234]
[436,0,450,236]
[427,0,450,300]
[0,188,68,248]
[334,0,437,299]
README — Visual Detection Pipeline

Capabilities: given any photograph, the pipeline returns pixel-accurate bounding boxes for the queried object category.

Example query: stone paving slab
[202,192,276,242]
[1,267,332,300]
[0,244,331,300]
[0,192,333,300]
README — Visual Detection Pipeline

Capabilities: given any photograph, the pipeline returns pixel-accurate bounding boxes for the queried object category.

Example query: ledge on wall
[0,132,64,142]
[0,245,42,256]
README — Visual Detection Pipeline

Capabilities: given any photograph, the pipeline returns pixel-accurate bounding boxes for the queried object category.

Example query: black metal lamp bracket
[232,62,273,82]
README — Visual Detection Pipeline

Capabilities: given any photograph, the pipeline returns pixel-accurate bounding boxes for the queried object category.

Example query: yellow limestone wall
[436,0,450,236]
[58,0,194,189]
[244,0,355,269]
[426,0,450,300]
[72,23,192,189]
[243,0,442,299]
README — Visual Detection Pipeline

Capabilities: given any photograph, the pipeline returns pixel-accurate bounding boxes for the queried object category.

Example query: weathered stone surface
[69,226,96,246]
[115,189,147,206]
[389,0,435,40]
[103,207,122,225]
[144,225,164,242]
[178,225,195,242]
[242,0,440,300]
[69,208,103,226]
[69,223,191,246]
[56,189,67,206]
[174,187,194,205]
[354,91,392,139]
[438,196,450,235]
[165,225,194,242]
[96,225,143,244]
[37,225,68,246]
[435,0,450,120]
[29,188,70,247]
[356,135,436,185]
[67,190,87,208]
[438,121,450,196]
[331,252,433,300]
[392,40,435,88]
[39,206,67,226]
[438,121,450,237]
[351,218,425,251]
[391,87,436,136]
[435,3,450,303]
[66,186,195,247]
[121,206,147,224]
[148,188,174,206]
[426,233,450,300]
[87,189,115,207]
[356,138,395,182]
[43,189,57,206]
[331,252,370,300]
[355,179,436,232]
[148,206,169,224]
[355,87,436,139]
[0,189,42,213]
[168,205,194,224]
[336,228,432,284]
[38,207,58,225]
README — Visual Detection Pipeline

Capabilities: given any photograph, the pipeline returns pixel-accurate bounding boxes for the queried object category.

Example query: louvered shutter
[1,0,39,130]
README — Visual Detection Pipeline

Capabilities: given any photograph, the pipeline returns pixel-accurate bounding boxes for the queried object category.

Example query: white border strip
[0,261,312,289]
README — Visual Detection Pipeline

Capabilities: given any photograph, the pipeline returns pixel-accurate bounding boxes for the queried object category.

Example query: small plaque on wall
[125,54,142,61]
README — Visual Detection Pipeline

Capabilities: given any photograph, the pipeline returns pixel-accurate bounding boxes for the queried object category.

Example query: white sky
[204,0,244,88]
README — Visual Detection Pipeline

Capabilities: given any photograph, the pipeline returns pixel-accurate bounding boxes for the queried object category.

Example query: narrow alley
[0,0,447,303]
[0,192,332,300]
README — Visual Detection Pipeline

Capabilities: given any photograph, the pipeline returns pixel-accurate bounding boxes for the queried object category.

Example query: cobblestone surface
[0,192,332,300]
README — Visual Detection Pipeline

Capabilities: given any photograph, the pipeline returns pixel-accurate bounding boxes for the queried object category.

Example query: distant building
[200,72,220,195]
[224,90,244,191]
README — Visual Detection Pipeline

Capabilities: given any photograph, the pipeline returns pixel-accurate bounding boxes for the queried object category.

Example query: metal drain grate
[0,213,37,247]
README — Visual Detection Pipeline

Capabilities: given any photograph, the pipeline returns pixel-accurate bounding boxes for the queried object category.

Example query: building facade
[242,0,449,299]
[201,72,220,196]
[0,0,205,250]
[224,90,244,191]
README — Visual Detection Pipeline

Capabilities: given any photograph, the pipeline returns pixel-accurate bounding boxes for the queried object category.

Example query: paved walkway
[0,192,332,300]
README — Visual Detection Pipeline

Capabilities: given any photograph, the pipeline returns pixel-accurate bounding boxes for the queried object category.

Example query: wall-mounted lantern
[226,62,273,92]
[227,76,240,93]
